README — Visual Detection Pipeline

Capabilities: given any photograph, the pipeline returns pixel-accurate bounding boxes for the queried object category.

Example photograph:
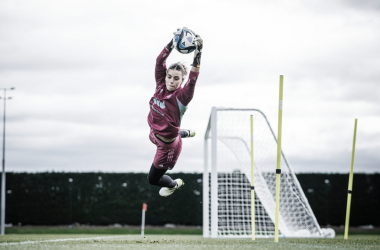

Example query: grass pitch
[0,235,379,250]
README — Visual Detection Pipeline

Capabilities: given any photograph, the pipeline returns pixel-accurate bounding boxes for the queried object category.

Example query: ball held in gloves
[173,28,197,54]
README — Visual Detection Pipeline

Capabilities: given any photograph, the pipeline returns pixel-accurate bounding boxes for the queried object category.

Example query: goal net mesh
[205,109,323,238]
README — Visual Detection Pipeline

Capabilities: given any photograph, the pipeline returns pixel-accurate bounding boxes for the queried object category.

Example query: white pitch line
[0,235,127,246]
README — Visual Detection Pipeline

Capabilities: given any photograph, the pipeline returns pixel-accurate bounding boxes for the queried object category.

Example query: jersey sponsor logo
[153,97,166,109]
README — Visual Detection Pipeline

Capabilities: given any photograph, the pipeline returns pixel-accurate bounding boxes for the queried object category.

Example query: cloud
[1,0,379,173]
[341,0,380,10]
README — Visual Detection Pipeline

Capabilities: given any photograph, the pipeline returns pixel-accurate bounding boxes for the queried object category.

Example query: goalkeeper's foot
[180,129,196,138]
[159,179,185,197]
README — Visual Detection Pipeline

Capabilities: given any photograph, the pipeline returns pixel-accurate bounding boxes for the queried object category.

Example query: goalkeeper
[147,28,203,197]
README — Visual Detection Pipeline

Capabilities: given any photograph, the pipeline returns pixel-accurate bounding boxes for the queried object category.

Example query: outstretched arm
[177,35,203,106]
[155,29,183,86]
[155,39,174,86]
[190,34,203,73]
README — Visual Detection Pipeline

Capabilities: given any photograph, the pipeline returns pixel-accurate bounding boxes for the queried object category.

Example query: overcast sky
[1,0,379,173]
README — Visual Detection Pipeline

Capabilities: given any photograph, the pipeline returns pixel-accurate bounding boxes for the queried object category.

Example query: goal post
[250,115,255,240]
[203,108,332,238]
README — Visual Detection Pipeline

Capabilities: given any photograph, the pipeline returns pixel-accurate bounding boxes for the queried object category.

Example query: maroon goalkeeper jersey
[147,47,200,138]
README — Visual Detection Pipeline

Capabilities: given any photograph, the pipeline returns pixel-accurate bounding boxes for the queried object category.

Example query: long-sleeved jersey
[147,47,199,138]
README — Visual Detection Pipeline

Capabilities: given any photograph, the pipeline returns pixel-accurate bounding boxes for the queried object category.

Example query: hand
[166,27,186,51]
[193,34,203,52]
[173,27,183,36]
[191,34,203,68]
[166,39,174,51]
[173,27,191,36]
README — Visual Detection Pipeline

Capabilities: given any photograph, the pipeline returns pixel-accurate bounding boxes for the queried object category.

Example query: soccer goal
[203,107,333,238]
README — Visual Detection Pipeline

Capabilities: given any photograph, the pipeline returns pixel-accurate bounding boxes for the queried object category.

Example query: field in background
[5,226,202,235]
[4,226,380,235]
[0,235,379,250]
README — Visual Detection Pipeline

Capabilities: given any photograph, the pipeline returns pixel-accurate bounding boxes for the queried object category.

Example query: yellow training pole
[344,119,358,240]
[275,75,284,242]
[250,115,255,240]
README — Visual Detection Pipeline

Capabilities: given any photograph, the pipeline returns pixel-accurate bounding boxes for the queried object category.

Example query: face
[165,69,184,91]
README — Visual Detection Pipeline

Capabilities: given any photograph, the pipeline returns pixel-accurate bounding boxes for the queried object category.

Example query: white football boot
[159,179,185,197]
[180,129,196,138]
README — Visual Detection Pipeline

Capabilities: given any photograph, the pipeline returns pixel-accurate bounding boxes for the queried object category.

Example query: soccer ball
[173,28,197,54]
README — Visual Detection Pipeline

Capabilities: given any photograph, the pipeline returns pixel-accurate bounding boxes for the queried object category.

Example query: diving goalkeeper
[147,28,203,197]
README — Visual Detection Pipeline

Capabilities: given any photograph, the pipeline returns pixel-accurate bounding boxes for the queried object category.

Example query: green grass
[0,235,379,250]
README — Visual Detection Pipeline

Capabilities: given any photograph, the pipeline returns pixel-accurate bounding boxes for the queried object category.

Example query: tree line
[3,172,379,226]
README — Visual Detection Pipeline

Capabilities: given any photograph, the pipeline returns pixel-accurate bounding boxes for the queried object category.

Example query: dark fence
[297,173,380,227]
[3,172,379,226]
[5,172,203,226]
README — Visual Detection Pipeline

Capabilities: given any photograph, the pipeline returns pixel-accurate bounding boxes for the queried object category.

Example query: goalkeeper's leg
[148,164,177,188]
[148,164,185,197]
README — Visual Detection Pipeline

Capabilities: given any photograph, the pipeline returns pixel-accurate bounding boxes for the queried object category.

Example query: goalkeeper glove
[191,34,203,68]
[166,28,183,51]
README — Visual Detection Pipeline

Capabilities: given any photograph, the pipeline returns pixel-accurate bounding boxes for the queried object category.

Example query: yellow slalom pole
[250,115,255,240]
[275,75,284,242]
[344,119,358,240]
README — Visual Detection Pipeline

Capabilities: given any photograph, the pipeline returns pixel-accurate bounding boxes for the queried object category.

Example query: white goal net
[203,108,329,238]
